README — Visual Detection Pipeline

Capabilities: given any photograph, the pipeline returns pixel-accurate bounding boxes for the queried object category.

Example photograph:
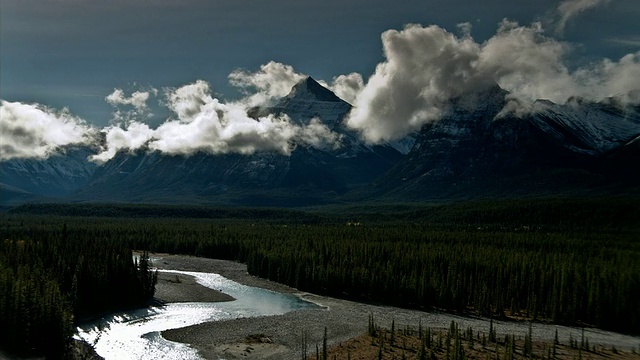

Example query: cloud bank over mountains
[228,62,307,108]
[2,14,639,161]
[93,79,342,163]
[345,20,640,142]
[0,101,98,161]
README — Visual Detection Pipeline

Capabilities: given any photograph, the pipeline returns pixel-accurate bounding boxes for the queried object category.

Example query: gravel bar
[152,254,640,360]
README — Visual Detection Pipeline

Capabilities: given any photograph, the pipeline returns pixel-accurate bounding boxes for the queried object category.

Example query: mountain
[0,147,97,206]
[372,86,640,200]
[2,80,638,207]
[268,77,407,184]
[71,77,404,205]
[529,97,640,155]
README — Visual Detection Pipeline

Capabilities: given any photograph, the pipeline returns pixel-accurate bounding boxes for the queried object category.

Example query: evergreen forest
[0,225,157,358]
[0,198,638,357]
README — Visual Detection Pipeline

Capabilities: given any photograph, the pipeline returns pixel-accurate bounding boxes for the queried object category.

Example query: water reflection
[75,270,319,360]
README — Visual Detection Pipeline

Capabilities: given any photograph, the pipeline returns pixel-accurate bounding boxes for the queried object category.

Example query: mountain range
[1,77,639,207]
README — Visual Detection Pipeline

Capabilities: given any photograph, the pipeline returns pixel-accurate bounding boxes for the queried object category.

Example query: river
[75,258,640,360]
[75,270,320,360]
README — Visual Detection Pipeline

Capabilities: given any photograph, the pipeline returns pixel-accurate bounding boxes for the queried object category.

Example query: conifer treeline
[2,208,637,335]
[0,228,157,358]
[242,227,639,332]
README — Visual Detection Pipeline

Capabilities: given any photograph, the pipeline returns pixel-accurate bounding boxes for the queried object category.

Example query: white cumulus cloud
[105,87,157,124]
[319,73,365,104]
[92,80,342,162]
[344,21,640,143]
[6,18,640,162]
[105,88,156,110]
[228,61,306,108]
[572,52,640,104]
[0,101,97,160]
[345,23,491,143]
[90,122,154,163]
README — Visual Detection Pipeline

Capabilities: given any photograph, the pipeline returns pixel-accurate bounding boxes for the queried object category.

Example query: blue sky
[2,0,638,127]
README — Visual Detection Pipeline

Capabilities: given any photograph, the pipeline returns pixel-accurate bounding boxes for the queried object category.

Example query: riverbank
[154,254,640,360]
[154,272,235,303]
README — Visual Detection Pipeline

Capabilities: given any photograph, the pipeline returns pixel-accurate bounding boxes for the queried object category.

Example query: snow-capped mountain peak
[529,98,640,155]
[282,76,344,103]
[271,77,352,129]
[3,81,638,206]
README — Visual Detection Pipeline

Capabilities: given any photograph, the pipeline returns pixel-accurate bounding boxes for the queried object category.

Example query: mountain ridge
[1,80,638,206]
[65,77,404,205]
[369,87,640,200]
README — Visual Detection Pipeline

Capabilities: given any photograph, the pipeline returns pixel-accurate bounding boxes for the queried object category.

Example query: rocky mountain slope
[0,147,97,205]
[1,80,638,207]
[71,77,404,205]
[371,86,640,200]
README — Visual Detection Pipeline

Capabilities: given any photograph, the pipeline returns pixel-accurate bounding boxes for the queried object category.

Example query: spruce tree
[524,322,533,356]
[390,319,395,347]
[323,327,328,360]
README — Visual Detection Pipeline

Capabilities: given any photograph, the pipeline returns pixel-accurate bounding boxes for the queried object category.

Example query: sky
[1,0,639,161]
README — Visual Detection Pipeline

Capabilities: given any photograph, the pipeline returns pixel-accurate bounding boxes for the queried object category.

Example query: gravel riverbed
[153,254,640,360]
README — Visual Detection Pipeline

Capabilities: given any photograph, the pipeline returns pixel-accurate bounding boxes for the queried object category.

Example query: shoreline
[153,254,640,360]
[154,271,235,303]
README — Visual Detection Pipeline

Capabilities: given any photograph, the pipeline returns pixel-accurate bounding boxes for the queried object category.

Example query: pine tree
[390,319,395,347]
[468,326,475,349]
[323,327,328,360]
[419,338,427,360]
[489,319,496,343]
[300,330,308,360]
[369,313,378,337]
[524,322,533,356]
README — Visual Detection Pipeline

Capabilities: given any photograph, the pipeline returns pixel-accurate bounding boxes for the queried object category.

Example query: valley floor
[153,254,640,360]
[310,332,640,360]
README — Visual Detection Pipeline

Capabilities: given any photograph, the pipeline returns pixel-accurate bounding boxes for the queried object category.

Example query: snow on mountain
[530,98,640,155]
[271,77,352,129]
[70,77,404,205]
[264,76,416,155]
[373,85,640,199]
[387,137,417,155]
[3,79,637,206]
[0,147,97,198]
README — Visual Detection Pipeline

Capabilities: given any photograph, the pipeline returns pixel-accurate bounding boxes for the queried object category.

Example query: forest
[0,197,638,357]
[0,225,157,358]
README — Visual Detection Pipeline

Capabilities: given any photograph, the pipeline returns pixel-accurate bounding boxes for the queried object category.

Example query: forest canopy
[1,197,638,356]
